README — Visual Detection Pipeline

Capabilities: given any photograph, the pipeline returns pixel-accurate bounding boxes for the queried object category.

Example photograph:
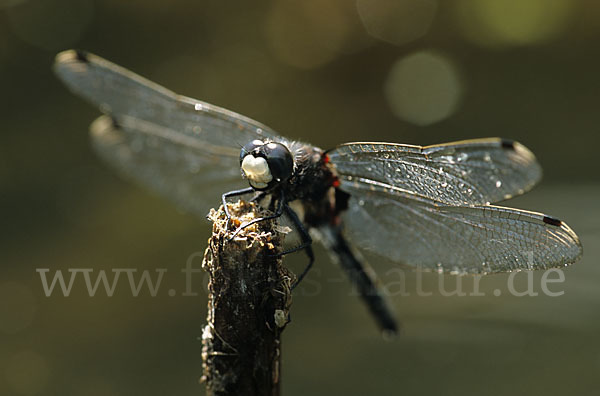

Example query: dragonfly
[54,50,582,334]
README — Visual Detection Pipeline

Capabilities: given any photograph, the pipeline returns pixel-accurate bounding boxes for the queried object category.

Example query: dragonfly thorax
[240,140,294,191]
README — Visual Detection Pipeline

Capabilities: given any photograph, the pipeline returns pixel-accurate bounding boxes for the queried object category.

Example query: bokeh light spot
[265,0,352,69]
[454,0,574,48]
[7,0,93,51]
[0,281,36,335]
[357,0,438,46]
[384,51,463,126]
[4,350,49,395]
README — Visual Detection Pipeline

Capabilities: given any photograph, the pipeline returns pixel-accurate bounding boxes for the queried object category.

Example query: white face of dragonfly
[241,154,273,189]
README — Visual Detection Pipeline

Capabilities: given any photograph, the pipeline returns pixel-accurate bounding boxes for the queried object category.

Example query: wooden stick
[201,201,293,396]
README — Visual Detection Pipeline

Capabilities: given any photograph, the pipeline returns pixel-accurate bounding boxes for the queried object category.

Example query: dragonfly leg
[291,245,314,289]
[249,191,267,204]
[279,204,314,289]
[229,190,285,240]
[221,187,255,229]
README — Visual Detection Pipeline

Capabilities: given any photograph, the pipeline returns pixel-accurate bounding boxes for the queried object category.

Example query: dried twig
[201,201,294,396]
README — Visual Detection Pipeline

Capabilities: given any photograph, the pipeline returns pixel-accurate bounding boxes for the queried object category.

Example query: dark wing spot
[501,139,515,150]
[74,49,90,63]
[543,216,562,227]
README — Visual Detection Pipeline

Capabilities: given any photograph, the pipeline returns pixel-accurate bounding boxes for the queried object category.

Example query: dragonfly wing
[90,115,246,216]
[54,50,282,148]
[339,188,582,274]
[54,50,283,216]
[327,139,542,206]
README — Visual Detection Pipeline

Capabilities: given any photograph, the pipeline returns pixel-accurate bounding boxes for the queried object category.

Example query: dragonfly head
[240,140,294,191]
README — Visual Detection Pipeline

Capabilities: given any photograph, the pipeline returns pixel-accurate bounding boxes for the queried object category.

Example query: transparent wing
[341,189,582,274]
[327,139,542,206]
[90,116,245,216]
[54,50,283,216]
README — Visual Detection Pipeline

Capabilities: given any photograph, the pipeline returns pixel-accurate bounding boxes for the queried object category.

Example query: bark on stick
[201,201,294,396]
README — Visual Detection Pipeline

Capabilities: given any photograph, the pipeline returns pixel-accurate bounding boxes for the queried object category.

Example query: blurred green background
[1,0,600,395]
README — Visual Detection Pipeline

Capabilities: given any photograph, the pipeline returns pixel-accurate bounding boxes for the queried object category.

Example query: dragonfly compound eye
[240,139,265,163]
[262,142,293,184]
[240,141,293,190]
